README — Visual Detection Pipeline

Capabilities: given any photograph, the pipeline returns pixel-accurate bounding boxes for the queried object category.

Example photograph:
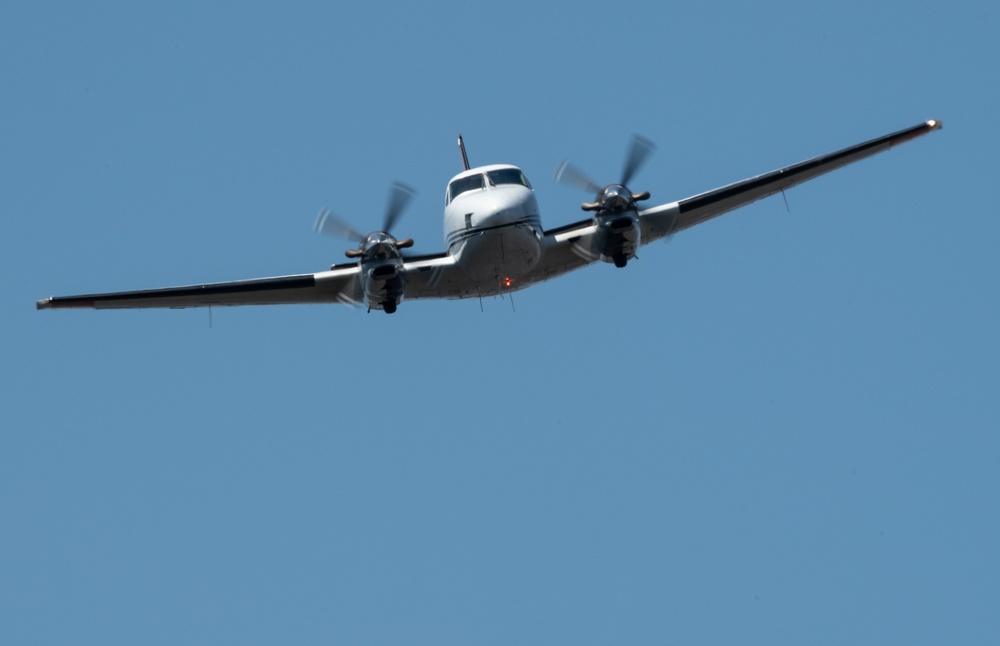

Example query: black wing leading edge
[36,269,359,310]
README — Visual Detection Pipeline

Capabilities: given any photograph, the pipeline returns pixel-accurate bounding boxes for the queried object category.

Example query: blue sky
[3,1,997,643]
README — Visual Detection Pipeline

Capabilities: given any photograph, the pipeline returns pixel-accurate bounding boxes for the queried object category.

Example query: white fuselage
[441,164,543,296]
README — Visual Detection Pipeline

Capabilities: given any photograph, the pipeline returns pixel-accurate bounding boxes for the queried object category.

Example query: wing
[37,266,360,310]
[400,252,467,299]
[532,120,941,276]
[522,222,599,285]
[37,248,476,310]
[638,119,941,243]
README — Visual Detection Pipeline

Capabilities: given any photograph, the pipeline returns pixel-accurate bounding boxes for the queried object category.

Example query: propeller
[621,134,655,187]
[314,181,416,258]
[314,209,365,242]
[381,181,416,234]
[553,159,602,194]
[555,134,656,211]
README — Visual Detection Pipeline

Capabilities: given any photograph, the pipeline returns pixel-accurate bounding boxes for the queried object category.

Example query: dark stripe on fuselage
[447,217,539,248]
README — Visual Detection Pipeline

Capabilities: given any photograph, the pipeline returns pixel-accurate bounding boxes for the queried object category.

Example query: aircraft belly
[446,227,540,297]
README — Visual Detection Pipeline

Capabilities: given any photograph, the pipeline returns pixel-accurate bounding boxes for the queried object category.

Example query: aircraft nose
[482,185,532,223]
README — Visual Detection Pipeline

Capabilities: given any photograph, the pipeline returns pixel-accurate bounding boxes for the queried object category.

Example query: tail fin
[457,133,471,171]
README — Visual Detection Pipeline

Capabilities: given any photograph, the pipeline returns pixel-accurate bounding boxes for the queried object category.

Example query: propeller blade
[382,181,416,234]
[314,208,365,242]
[555,160,602,194]
[621,134,656,186]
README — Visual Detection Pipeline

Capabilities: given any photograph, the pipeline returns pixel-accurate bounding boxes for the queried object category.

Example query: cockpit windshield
[447,174,485,203]
[486,168,531,189]
[447,168,533,204]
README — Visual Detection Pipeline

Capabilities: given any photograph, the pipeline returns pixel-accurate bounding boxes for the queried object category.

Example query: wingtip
[927,119,942,130]
[36,297,94,310]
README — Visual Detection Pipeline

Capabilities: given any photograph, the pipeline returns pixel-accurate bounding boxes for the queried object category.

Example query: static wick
[781,189,791,213]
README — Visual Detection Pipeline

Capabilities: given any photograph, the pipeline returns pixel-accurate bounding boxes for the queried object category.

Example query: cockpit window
[487,168,531,189]
[447,174,485,203]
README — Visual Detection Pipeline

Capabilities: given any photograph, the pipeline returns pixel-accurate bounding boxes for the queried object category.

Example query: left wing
[639,119,941,243]
[533,120,941,276]
[36,266,360,310]
[521,222,598,285]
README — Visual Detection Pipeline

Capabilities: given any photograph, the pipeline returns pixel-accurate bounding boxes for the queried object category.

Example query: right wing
[36,251,477,310]
[400,252,467,300]
[36,266,361,310]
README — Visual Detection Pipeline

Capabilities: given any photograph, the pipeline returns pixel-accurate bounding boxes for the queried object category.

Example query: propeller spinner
[314,181,416,259]
[555,134,655,212]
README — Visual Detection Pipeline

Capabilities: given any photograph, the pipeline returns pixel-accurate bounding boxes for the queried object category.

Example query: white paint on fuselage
[442,164,543,293]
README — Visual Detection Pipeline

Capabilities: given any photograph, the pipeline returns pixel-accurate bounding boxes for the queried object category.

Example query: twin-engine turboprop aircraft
[37,120,941,314]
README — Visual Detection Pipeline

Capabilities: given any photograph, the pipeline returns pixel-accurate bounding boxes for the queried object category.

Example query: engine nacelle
[595,213,641,268]
[580,183,647,268]
[362,261,406,313]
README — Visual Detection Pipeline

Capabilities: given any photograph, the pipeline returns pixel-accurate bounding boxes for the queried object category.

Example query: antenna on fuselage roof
[458,133,471,171]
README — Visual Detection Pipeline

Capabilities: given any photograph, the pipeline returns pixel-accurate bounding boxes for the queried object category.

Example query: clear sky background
[2,1,997,643]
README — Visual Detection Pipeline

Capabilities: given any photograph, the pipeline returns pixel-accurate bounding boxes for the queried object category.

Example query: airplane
[36,119,941,314]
